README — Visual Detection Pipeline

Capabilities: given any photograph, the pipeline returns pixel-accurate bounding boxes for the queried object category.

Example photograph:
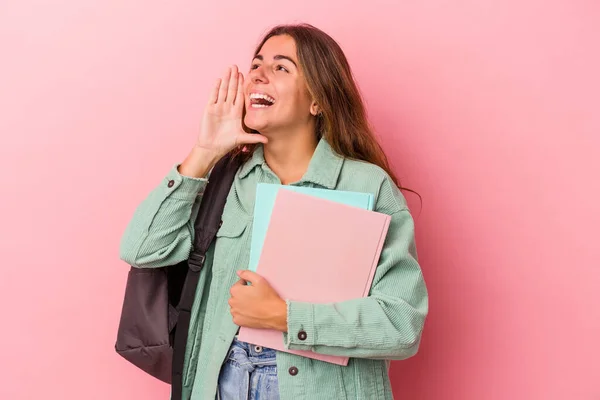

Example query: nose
[249,67,268,84]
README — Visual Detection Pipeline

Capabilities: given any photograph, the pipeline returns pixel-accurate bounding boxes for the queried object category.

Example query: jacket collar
[238,138,344,189]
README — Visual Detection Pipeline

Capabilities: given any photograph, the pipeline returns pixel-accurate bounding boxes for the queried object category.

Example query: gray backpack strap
[170,153,241,399]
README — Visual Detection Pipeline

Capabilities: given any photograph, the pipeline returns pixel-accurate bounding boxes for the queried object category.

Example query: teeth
[249,93,275,104]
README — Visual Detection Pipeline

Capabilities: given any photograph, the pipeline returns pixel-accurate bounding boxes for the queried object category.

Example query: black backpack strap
[171,153,241,399]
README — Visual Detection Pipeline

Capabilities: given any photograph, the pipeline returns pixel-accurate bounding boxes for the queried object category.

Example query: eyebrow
[253,54,298,68]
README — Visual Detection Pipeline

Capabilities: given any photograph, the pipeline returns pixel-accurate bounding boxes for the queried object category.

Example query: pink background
[1,0,598,399]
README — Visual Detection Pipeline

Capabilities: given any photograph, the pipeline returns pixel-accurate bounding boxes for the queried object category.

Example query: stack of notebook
[237,183,391,366]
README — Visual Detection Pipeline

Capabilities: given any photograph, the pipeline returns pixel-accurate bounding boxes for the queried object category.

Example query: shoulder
[337,158,408,215]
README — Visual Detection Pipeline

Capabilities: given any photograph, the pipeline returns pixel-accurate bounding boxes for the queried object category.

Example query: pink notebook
[237,189,391,365]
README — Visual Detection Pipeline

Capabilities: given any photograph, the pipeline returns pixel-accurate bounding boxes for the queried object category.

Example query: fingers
[209,78,221,104]
[218,67,231,103]
[234,72,245,108]
[227,66,239,103]
[214,65,242,105]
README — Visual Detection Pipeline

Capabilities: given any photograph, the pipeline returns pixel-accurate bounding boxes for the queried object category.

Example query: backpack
[114,154,242,399]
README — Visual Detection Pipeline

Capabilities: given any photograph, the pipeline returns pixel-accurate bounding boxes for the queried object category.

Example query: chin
[244,114,268,133]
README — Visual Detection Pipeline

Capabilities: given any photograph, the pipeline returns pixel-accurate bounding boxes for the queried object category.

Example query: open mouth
[249,93,275,108]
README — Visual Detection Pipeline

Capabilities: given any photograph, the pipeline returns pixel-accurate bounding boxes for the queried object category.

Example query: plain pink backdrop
[1,0,598,399]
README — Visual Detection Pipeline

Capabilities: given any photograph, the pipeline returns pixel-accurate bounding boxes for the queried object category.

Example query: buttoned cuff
[163,163,208,201]
[283,300,315,349]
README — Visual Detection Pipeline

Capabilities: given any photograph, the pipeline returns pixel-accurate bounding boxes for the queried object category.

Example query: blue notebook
[248,183,375,272]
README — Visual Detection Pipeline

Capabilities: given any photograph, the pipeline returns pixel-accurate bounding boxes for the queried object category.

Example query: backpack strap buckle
[187,252,206,272]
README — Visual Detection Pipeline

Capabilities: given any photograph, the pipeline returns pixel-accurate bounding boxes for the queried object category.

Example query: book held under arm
[237,188,391,365]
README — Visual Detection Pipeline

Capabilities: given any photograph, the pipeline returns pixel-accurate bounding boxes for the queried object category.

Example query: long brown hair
[234,23,417,197]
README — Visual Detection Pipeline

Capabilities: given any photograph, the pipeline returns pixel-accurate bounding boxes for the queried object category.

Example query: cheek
[290,93,312,117]
[295,83,313,108]
[279,87,310,114]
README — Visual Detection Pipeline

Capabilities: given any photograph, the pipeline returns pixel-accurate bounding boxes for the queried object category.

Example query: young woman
[120,23,428,400]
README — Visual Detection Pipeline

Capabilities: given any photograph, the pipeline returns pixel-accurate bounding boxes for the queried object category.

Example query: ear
[309,100,320,117]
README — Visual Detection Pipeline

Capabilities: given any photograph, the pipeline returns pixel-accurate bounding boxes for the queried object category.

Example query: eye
[276,65,289,73]
[250,63,260,70]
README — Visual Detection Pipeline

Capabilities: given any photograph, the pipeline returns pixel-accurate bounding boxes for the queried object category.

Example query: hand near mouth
[195,65,268,159]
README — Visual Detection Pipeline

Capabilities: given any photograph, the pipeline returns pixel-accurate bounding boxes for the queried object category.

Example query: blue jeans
[216,337,280,400]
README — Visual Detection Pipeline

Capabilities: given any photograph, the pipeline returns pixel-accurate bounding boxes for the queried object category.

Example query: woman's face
[244,34,316,134]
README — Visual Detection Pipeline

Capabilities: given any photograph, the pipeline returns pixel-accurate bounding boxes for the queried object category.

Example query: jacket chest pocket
[213,211,251,280]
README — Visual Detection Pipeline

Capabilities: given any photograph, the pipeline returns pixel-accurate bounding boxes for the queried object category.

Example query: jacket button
[288,366,298,376]
[167,180,174,188]
[298,330,307,341]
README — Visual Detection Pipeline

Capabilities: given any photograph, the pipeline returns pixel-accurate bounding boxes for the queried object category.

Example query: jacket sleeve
[119,164,209,268]
[283,208,429,360]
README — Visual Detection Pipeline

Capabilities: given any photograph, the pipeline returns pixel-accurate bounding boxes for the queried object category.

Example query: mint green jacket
[119,139,428,399]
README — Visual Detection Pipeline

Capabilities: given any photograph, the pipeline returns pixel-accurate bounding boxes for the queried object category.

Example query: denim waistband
[228,336,277,362]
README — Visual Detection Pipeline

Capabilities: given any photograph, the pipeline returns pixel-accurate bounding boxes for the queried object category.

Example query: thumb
[237,269,260,284]
[238,133,268,146]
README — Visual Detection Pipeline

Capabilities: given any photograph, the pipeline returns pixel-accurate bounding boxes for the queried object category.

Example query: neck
[262,129,318,185]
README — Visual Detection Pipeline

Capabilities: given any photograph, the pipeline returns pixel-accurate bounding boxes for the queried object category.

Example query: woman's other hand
[228,270,288,332]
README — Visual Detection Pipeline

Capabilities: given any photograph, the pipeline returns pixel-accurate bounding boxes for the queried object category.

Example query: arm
[283,209,429,360]
[118,162,210,268]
